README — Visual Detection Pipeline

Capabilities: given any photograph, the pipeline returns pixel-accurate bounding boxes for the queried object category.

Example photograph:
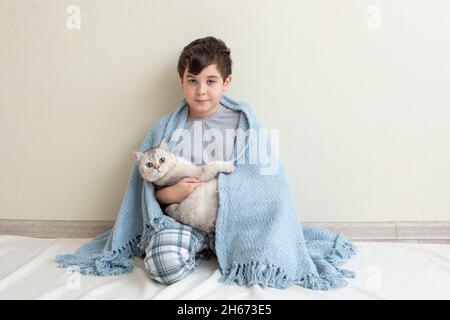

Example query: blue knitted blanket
[56,95,357,290]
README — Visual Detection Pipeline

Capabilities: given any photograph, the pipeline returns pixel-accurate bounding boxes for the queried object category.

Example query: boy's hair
[177,36,232,82]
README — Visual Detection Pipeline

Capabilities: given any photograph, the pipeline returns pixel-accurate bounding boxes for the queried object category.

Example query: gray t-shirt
[172,103,241,165]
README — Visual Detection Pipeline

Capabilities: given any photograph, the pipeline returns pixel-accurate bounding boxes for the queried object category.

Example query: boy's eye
[159,158,165,163]
[145,162,153,168]
[187,79,215,85]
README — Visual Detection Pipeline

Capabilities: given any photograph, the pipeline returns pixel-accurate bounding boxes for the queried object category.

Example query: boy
[143,36,241,284]
[57,38,356,290]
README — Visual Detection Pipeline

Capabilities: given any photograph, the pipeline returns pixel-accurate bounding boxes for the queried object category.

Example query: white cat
[133,139,234,234]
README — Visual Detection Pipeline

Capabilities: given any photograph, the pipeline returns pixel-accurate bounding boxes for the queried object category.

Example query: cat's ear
[159,138,169,151]
[133,151,145,162]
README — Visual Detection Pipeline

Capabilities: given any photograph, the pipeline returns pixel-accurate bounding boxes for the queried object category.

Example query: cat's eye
[159,158,165,163]
[145,162,153,168]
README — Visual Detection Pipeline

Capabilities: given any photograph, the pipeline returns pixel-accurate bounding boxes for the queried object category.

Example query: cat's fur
[133,139,233,234]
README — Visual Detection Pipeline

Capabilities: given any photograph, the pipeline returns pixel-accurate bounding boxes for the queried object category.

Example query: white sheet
[0,235,449,299]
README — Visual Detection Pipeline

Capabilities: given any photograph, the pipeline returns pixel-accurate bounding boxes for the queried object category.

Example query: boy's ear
[133,151,144,162]
[222,74,232,92]
[159,138,169,150]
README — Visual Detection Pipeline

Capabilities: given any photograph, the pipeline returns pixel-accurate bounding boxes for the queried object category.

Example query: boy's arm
[154,178,202,205]
[155,185,179,205]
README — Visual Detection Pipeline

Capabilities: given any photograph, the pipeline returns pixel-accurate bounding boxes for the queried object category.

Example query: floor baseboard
[0,219,449,241]
[0,219,114,238]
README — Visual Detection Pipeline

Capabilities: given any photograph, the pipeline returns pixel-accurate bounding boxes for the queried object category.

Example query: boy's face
[180,63,232,118]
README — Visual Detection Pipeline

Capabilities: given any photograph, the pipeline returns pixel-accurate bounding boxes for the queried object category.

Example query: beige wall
[1,0,449,222]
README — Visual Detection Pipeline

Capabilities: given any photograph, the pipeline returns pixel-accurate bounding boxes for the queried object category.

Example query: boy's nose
[197,85,207,95]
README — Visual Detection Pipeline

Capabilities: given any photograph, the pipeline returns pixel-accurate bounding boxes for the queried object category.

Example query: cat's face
[133,139,175,182]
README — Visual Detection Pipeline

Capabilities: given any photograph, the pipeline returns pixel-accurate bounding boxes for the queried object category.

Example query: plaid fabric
[143,222,216,284]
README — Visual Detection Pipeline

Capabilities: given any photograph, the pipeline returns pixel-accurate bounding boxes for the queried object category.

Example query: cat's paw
[222,162,234,173]
[165,203,178,216]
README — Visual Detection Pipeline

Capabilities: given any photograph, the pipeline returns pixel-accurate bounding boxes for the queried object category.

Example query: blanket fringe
[57,216,176,276]
[137,224,153,254]
[218,262,294,289]
[217,261,354,291]
[218,236,358,290]
[56,235,141,276]
[300,234,358,289]
[137,216,174,253]
[325,234,358,267]
[295,272,349,290]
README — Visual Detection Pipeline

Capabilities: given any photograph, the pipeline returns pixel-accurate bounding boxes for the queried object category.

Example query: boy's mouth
[195,99,209,103]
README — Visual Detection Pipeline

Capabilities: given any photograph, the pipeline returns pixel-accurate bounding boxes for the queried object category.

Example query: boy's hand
[155,177,202,204]
[174,177,202,201]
